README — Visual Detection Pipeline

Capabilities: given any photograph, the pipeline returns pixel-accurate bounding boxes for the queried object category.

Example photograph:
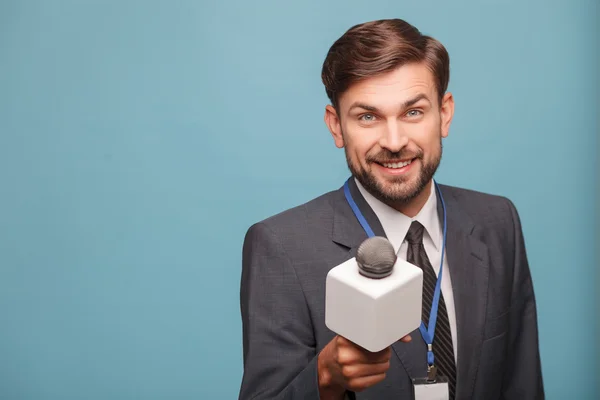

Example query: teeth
[383,159,413,169]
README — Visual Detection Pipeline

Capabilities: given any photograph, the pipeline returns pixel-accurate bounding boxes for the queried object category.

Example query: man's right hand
[317,334,412,399]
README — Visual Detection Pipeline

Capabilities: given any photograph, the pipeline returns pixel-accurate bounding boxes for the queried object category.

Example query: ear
[440,92,455,139]
[324,105,344,148]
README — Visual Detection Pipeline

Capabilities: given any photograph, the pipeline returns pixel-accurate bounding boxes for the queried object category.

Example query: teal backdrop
[1,0,598,399]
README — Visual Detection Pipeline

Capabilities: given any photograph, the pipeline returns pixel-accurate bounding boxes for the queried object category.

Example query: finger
[341,361,390,379]
[337,344,391,365]
[346,373,387,392]
[399,334,412,343]
[363,347,392,364]
[336,335,355,347]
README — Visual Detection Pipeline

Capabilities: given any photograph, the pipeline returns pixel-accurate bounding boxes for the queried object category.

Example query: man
[238,18,544,399]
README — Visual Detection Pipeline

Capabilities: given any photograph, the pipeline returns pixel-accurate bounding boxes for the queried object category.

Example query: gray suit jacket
[239,179,544,399]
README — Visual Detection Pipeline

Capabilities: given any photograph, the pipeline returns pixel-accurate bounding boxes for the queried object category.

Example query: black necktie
[405,221,456,399]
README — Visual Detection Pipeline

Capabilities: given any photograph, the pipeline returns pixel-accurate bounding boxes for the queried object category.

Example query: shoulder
[438,183,522,234]
[439,184,527,272]
[242,187,341,248]
[440,183,517,211]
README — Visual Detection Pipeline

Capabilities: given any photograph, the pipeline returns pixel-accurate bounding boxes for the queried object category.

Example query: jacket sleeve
[502,199,545,399]
[238,222,322,399]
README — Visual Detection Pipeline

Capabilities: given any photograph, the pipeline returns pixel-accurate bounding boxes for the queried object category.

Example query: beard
[346,139,442,208]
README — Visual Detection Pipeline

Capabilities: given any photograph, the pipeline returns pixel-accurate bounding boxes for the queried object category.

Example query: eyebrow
[402,93,430,109]
[347,93,431,114]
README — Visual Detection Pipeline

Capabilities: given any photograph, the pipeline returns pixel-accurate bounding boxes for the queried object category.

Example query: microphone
[325,236,423,352]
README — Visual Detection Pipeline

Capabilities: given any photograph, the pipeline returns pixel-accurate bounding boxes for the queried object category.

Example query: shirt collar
[354,178,442,253]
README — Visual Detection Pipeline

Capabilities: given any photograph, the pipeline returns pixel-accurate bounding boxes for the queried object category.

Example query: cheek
[344,128,379,160]
[407,120,441,150]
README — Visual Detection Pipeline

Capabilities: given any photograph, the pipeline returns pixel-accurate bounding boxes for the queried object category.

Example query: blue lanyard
[343,178,448,367]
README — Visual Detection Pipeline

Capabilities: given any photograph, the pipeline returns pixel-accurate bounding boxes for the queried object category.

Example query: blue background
[1,0,598,398]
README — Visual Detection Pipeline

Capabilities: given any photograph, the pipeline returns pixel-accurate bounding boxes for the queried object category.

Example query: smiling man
[239,19,544,400]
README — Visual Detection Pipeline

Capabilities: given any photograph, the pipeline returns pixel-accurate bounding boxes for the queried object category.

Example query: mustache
[367,149,423,163]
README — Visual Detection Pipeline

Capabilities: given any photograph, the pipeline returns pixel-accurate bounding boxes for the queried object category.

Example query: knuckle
[341,365,354,378]
[336,350,348,365]
[338,349,355,365]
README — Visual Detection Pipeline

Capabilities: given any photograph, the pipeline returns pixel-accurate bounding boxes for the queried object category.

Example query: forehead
[339,62,437,110]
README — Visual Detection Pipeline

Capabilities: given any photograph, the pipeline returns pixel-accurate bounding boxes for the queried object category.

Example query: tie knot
[405,221,425,244]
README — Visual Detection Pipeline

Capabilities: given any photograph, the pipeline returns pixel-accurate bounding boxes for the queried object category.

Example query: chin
[378,173,418,190]
[372,177,424,204]
[351,159,434,205]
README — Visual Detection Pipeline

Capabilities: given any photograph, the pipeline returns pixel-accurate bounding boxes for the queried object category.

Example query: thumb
[398,334,412,343]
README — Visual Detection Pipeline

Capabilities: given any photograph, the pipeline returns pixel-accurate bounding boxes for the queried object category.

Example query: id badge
[412,376,449,400]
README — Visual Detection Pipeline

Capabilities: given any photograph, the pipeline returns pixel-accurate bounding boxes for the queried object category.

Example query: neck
[388,180,432,218]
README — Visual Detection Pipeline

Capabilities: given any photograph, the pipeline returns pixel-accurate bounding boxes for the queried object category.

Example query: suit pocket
[484,309,509,340]
[481,331,507,365]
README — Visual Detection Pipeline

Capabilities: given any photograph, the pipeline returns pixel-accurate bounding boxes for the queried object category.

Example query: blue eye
[406,110,423,117]
[359,113,376,122]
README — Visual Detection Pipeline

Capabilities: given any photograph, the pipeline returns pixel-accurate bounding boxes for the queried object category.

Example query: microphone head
[356,236,397,279]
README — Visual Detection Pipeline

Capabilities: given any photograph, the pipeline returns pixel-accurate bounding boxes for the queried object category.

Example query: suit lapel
[331,178,428,380]
[330,179,491,395]
[439,185,490,399]
[331,177,384,251]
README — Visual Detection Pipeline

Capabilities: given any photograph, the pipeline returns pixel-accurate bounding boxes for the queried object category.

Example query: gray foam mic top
[356,236,397,279]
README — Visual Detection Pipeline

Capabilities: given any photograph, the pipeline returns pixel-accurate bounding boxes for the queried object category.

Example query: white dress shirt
[355,178,458,362]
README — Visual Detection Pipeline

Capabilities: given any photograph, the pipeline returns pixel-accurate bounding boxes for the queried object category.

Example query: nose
[379,120,409,153]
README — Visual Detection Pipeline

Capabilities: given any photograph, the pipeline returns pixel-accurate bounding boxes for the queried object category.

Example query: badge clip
[427,365,437,383]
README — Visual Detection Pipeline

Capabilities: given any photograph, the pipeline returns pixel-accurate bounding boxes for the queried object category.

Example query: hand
[317,334,412,398]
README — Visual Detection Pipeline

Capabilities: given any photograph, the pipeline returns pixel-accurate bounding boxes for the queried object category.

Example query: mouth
[378,159,414,169]
[370,158,417,176]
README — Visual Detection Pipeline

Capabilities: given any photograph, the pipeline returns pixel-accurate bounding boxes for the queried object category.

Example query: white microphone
[325,236,423,352]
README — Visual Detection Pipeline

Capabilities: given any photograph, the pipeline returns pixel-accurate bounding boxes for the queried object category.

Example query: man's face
[325,62,454,208]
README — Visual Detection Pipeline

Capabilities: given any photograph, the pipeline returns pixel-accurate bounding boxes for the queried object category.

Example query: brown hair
[321,19,450,110]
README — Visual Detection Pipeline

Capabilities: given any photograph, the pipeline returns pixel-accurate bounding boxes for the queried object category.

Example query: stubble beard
[345,140,443,209]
